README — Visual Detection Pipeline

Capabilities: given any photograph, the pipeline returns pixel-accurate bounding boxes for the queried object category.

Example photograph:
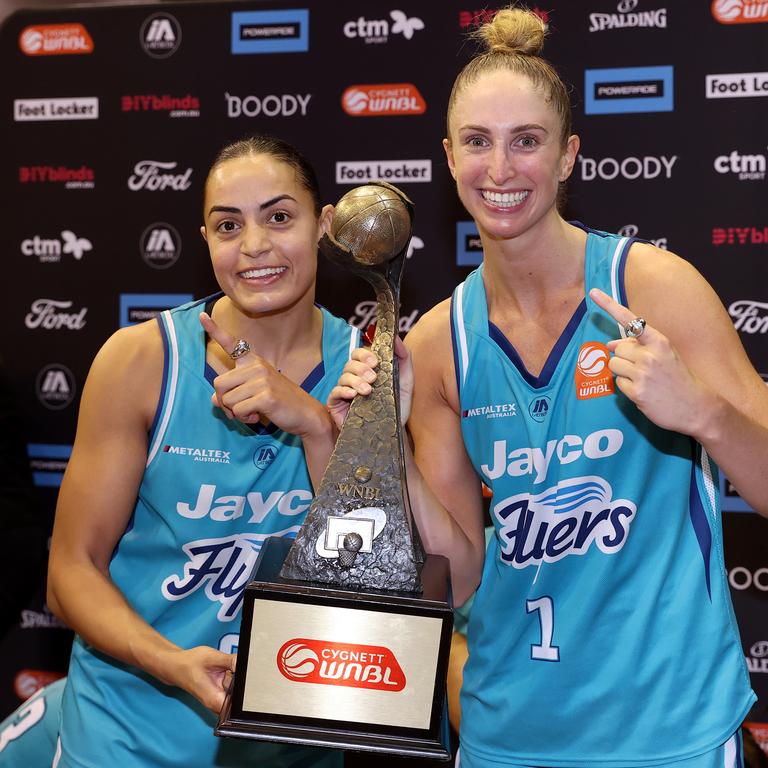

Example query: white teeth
[481,190,529,207]
[240,266,287,279]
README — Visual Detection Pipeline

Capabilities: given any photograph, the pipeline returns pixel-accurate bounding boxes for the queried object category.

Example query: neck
[480,215,587,313]
[210,292,323,375]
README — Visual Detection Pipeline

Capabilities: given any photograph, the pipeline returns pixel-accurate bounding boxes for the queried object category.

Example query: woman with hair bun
[332,6,767,767]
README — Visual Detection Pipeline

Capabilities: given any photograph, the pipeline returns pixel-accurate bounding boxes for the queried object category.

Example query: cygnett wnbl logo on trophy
[217,183,453,760]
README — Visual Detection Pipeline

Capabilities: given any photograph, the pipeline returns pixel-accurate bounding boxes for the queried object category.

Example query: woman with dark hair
[332,7,768,767]
[48,135,354,767]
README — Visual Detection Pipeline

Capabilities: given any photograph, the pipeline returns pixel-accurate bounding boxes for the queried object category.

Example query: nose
[240,222,271,257]
[488,141,514,186]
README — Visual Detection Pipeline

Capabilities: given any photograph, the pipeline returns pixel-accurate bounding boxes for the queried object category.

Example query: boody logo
[575,343,615,400]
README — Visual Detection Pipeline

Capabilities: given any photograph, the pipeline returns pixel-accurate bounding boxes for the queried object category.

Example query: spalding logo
[277,639,406,691]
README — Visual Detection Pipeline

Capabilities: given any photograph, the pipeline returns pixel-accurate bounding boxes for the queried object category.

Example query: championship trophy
[216,182,453,760]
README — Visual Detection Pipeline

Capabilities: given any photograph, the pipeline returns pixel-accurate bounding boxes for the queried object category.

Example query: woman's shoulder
[96,319,164,370]
[624,241,724,334]
[86,320,165,420]
[625,241,707,302]
[406,296,452,351]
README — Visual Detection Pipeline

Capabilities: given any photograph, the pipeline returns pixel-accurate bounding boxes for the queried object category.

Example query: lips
[481,189,530,207]
[238,266,287,279]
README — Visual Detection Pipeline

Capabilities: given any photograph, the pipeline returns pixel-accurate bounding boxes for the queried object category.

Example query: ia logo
[253,439,281,471]
[36,364,76,410]
[140,13,181,58]
[140,222,181,269]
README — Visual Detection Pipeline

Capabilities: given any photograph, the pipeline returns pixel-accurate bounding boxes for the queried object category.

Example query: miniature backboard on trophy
[216,182,453,760]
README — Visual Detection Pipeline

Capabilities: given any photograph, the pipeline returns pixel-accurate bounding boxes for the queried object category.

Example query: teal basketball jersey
[451,226,754,767]
[0,677,64,766]
[57,295,358,768]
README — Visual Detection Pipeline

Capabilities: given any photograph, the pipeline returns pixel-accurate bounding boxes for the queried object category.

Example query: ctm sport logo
[277,639,406,691]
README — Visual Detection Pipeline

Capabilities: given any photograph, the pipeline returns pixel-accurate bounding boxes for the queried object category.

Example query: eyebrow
[459,123,549,134]
[206,194,297,218]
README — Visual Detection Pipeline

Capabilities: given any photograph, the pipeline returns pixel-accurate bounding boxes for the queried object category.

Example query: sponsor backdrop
[2,0,768,757]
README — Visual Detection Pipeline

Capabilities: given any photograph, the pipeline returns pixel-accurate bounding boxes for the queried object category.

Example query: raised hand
[589,288,710,436]
[199,312,327,438]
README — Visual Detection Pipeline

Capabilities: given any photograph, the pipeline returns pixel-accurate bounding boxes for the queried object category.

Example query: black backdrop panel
[2,1,767,756]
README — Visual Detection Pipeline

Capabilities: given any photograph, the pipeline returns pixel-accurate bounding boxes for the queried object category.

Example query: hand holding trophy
[216,182,453,760]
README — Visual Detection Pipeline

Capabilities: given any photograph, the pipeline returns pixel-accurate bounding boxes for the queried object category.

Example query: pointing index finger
[589,288,634,325]
[199,312,247,366]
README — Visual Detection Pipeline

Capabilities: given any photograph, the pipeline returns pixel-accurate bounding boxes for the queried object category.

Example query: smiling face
[201,153,330,317]
[444,69,579,242]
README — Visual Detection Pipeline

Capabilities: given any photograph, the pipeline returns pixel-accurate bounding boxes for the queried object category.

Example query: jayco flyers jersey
[58,296,358,768]
[452,226,755,767]
[0,677,63,767]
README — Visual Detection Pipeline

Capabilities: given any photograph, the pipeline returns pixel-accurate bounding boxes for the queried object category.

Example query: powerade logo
[231,10,309,54]
[456,221,483,266]
[585,65,673,114]
[277,639,406,691]
[27,443,71,487]
[720,473,754,512]
[119,293,192,327]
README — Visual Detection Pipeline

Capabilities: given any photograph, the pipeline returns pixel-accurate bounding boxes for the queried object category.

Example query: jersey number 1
[526,596,560,662]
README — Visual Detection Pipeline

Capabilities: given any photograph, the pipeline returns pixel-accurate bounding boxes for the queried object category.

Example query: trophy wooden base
[216,535,453,761]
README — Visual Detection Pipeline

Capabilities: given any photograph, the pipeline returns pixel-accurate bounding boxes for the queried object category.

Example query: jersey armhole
[450,285,467,398]
[146,311,178,467]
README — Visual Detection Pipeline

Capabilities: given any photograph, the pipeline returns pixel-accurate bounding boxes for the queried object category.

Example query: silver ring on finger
[624,317,646,339]
[229,339,250,359]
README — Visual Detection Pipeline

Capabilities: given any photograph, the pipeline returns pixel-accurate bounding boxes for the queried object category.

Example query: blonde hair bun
[475,7,546,56]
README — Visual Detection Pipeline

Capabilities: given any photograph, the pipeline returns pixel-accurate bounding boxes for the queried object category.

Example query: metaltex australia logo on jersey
[163,444,231,463]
